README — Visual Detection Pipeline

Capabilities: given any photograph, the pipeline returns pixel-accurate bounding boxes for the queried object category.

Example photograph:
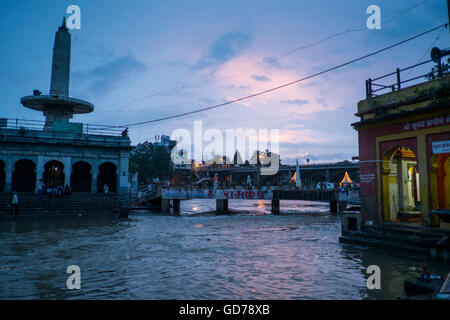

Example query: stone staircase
[340,223,450,256]
[0,192,123,215]
[121,185,161,209]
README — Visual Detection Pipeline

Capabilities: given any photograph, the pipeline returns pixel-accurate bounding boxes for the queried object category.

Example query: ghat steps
[0,192,125,215]
[340,223,450,256]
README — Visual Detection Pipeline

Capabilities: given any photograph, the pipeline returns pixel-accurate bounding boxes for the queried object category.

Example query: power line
[119,23,448,128]
[216,0,431,81]
[403,26,446,80]
[106,0,431,110]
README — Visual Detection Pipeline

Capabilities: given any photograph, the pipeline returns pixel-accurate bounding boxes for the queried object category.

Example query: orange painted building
[353,65,450,229]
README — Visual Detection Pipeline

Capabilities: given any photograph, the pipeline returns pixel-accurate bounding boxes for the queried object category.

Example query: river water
[0,200,447,300]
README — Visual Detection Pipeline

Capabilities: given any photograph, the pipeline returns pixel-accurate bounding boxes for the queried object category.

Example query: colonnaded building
[0,19,131,199]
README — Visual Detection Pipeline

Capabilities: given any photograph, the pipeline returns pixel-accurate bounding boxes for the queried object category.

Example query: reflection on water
[0,200,447,299]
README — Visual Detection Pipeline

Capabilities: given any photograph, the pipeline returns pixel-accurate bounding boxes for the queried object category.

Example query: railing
[121,184,161,208]
[365,59,444,98]
[0,118,127,136]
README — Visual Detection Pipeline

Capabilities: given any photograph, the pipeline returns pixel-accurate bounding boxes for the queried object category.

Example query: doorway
[382,147,421,222]
[44,160,65,188]
[12,159,36,192]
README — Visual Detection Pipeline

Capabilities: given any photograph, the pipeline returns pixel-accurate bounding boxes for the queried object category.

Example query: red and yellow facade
[353,75,450,228]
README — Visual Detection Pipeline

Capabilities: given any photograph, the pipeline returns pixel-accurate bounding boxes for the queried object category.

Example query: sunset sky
[0,0,448,164]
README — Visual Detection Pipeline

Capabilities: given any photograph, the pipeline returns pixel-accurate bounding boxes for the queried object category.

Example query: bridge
[145,187,361,215]
[174,161,360,188]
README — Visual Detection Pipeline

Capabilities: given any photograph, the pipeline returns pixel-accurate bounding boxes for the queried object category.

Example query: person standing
[246,175,252,190]
[11,192,19,215]
[213,173,219,192]
[37,179,44,196]
[103,184,109,194]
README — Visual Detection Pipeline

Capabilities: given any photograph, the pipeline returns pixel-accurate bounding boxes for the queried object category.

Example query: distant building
[0,18,131,195]
[353,55,450,228]
[155,134,176,149]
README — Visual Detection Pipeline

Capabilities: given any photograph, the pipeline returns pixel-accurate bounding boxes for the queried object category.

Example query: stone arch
[43,160,65,188]
[97,162,117,192]
[0,159,5,192]
[12,159,36,192]
[71,161,92,192]
[382,146,420,223]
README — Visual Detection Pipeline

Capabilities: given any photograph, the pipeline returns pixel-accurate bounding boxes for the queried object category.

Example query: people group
[37,179,72,196]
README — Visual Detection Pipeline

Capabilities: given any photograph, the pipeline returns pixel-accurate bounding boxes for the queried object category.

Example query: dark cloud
[73,54,147,96]
[221,84,252,92]
[280,99,309,105]
[316,98,328,107]
[192,30,253,70]
[263,56,283,68]
[252,75,271,82]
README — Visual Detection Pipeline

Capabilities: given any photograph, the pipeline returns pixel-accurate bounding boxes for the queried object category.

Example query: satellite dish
[431,47,450,63]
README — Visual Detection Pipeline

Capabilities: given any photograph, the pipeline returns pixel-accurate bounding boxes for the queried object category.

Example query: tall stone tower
[50,16,71,97]
[21,18,93,130]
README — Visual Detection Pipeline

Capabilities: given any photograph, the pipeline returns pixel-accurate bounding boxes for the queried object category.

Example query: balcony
[0,118,130,148]
[0,118,126,136]
[354,60,450,127]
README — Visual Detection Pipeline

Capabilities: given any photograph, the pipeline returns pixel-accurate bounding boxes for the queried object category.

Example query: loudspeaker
[431,47,450,63]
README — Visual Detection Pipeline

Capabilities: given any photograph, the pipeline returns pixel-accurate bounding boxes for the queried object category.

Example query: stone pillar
[338,200,347,213]
[325,169,330,182]
[417,134,431,227]
[91,159,99,193]
[271,199,280,214]
[216,199,228,213]
[36,156,45,193]
[118,150,130,194]
[64,157,71,188]
[119,207,129,219]
[161,198,170,213]
[330,200,338,213]
[173,199,181,214]
[4,156,13,192]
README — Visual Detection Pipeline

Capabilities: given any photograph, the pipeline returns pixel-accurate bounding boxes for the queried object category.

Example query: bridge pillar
[338,200,347,213]
[173,199,181,215]
[216,199,228,214]
[271,199,280,214]
[119,207,129,219]
[325,169,330,182]
[330,200,338,213]
[161,198,170,213]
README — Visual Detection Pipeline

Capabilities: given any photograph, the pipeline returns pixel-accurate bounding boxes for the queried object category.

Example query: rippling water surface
[0,200,447,299]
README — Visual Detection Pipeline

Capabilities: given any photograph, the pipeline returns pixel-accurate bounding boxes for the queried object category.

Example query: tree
[130,141,174,183]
